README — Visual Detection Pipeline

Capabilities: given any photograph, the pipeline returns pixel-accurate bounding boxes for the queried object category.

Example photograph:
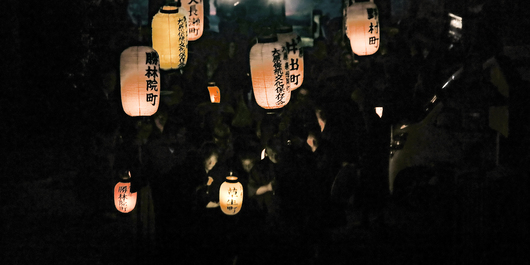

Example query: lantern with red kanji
[114,171,137,213]
[346,0,380,56]
[152,4,188,70]
[120,46,160,116]
[180,0,204,41]
[208,82,221,103]
[249,32,291,109]
[276,24,304,91]
[219,175,243,215]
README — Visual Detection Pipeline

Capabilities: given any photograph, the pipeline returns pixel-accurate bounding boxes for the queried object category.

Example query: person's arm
[255,182,273,195]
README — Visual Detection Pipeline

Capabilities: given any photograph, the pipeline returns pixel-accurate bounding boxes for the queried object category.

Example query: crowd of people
[104,14,394,264]
[85,1,508,264]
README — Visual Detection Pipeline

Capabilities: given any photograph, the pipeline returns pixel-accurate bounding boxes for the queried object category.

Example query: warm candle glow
[346,0,380,56]
[219,176,243,215]
[207,84,221,103]
[120,46,160,116]
[180,0,204,41]
[152,5,188,70]
[276,25,304,90]
[114,181,137,213]
[250,36,291,109]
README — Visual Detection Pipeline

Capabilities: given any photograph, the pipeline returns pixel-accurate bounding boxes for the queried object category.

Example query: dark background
[2,0,529,264]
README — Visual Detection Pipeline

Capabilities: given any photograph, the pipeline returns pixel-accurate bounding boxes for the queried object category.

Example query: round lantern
[120,46,160,116]
[346,0,380,56]
[114,172,137,213]
[219,175,243,215]
[208,82,221,103]
[152,4,188,70]
[249,33,291,110]
[180,0,204,41]
[276,25,304,91]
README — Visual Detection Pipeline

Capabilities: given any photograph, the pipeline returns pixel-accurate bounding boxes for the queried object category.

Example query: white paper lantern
[152,5,188,70]
[346,0,380,56]
[219,176,243,215]
[250,33,291,109]
[179,0,204,41]
[120,46,160,116]
[277,25,304,91]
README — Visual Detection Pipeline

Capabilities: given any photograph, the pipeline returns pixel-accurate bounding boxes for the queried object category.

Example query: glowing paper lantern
[208,82,221,103]
[120,46,160,116]
[152,5,188,70]
[219,176,243,215]
[180,0,204,41]
[114,173,137,213]
[346,0,380,56]
[250,33,291,109]
[375,106,383,118]
[276,25,304,90]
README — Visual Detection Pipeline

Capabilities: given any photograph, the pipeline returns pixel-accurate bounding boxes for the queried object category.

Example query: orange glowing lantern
[152,4,188,70]
[219,175,243,215]
[249,32,291,109]
[120,46,160,116]
[180,0,204,41]
[114,172,137,213]
[276,24,304,91]
[346,0,380,56]
[208,82,221,103]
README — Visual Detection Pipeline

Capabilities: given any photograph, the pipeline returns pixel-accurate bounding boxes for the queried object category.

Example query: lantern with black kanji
[152,4,188,70]
[249,32,291,109]
[219,175,243,215]
[208,82,221,103]
[276,24,304,91]
[180,0,204,41]
[345,0,380,56]
[120,46,160,116]
[114,171,137,213]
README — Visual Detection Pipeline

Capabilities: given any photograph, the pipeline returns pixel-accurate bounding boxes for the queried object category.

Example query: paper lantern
[346,0,380,56]
[120,46,160,116]
[180,0,204,41]
[250,33,291,109]
[208,82,221,103]
[152,5,188,70]
[219,176,243,215]
[276,25,304,90]
[375,106,383,118]
[114,172,137,213]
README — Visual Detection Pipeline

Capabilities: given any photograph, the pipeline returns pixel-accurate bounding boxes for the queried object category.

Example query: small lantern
[152,4,188,70]
[207,82,221,103]
[120,46,160,116]
[375,106,383,118]
[219,175,243,215]
[114,171,137,213]
[346,0,380,56]
[250,32,291,109]
[276,24,304,91]
[180,0,204,41]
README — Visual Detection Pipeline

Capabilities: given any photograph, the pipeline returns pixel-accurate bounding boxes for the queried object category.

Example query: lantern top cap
[257,28,278,43]
[226,176,238,181]
[276,24,294,34]
[160,5,179,13]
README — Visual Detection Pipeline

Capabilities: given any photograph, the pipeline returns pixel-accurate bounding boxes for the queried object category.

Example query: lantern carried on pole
[276,24,304,91]
[219,175,243,215]
[345,0,380,56]
[120,46,160,117]
[249,31,291,110]
[179,0,204,41]
[208,82,221,103]
[114,171,138,213]
[152,3,188,70]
